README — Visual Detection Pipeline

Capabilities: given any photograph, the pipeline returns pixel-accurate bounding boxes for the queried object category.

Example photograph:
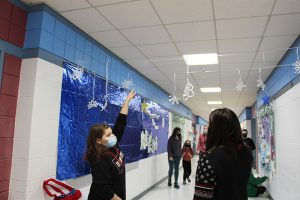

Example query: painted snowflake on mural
[70,67,84,81]
[293,60,300,74]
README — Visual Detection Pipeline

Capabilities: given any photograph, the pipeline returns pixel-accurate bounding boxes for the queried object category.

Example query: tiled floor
[137,158,269,200]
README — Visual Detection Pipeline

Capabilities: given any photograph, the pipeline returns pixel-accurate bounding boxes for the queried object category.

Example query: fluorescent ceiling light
[207,101,222,105]
[183,53,218,65]
[200,87,221,93]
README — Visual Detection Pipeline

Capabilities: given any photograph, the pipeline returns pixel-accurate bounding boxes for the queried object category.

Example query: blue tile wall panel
[23,9,193,119]
[257,37,300,108]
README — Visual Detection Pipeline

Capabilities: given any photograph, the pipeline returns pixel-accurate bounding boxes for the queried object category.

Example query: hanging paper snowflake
[293,60,300,74]
[235,79,246,92]
[122,79,133,89]
[100,96,108,111]
[169,94,180,104]
[257,79,266,91]
[70,67,83,81]
[183,81,195,101]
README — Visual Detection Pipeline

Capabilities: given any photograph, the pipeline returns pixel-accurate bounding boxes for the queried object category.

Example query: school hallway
[136,158,270,200]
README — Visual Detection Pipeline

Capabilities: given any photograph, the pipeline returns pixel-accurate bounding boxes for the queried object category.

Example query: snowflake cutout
[122,79,133,89]
[293,60,300,74]
[169,94,180,105]
[257,78,266,91]
[235,79,246,92]
[100,98,108,111]
[87,99,100,109]
[70,67,83,81]
[183,81,195,101]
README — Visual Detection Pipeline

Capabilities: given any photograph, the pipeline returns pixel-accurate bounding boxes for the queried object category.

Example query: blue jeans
[168,156,181,182]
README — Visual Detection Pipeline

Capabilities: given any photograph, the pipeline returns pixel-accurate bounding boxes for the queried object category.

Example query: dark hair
[242,129,248,133]
[206,108,243,156]
[85,124,110,164]
[183,140,192,151]
[170,127,181,139]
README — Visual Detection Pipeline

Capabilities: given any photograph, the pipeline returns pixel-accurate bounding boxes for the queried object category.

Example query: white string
[100,58,109,111]
[173,73,177,92]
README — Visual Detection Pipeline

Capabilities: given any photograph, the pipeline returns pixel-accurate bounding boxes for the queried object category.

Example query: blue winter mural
[56,62,169,180]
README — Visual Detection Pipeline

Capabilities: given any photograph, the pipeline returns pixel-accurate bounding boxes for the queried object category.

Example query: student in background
[85,91,135,200]
[194,108,253,200]
[182,140,194,185]
[247,173,267,197]
[167,127,182,189]
[242,129,256,151]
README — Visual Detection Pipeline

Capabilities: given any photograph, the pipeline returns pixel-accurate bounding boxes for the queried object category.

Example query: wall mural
[257,102,276,179]
[56,62,169,180]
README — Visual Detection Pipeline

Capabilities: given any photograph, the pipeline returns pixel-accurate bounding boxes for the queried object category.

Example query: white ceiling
[24,0,300,120]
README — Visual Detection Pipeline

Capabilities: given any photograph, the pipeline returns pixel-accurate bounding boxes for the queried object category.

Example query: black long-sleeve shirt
[167,137,182,157]
[194,145,252,200]
[88,113,127,200]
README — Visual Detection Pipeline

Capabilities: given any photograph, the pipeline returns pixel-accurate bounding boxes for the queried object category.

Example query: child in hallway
[182,140,194,184]
[247,173,267,197]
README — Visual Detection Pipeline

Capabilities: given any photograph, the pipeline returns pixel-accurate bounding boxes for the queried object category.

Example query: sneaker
[187,178,191,182]
[183,180,186,185]
[168,179,172,187]
[174,182,180,189]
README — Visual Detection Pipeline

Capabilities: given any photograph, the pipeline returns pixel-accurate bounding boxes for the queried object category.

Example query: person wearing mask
[167,127,182,189]
[182,140,194,185]
[242,129,256,151]
[247,173,267,197]
[194,108,253,200]
[85,91,135,200]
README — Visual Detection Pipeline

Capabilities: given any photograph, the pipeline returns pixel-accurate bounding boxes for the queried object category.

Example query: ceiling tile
[259,35,298,52]
[216,17,268,39]
[97,0,161,29]
[254,49,287,62]
[32,0,91,12]
[121,26,171,45]
[150,57,186,67]
[61,8,114,33]
[265,13,300,36]
[137,43,180,57]
[176,40,217,55]
[166,21,215,42]
[219,52,256,64]
[90,30,130,48]
[220,63,252,72]
[214,0,274,19]
[109,46,145,59]
[218,38,260,53]
[88,0,133,7]
[125,58,155,69]
[273,0,300,15]
[151,0,213,24]
[134,66,160,75]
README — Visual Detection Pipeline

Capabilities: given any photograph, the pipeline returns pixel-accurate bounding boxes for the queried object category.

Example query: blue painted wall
[238,107,252,122]
[22,5,192,119]
[257,37,300,107]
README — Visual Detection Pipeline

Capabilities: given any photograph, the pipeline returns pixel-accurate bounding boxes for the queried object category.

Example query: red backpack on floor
[43,178,82,200]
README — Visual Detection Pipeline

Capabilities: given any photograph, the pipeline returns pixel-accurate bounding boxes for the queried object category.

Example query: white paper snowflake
[122,79,133,89]
[169,94,180,104]
[87,99,100,109]
[70,67,83,81]
[100,99,108,111]
[257,78,266,91]
[183,81,195,101]
[235,79,246,92]
[293,60,300,74]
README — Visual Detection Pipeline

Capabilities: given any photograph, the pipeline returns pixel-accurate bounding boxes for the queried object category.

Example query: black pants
[256,186,266,196]
[182,160,191,180]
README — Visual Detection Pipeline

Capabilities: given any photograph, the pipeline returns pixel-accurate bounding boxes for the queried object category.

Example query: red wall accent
[0,54,22,199]
[0,0,27,47]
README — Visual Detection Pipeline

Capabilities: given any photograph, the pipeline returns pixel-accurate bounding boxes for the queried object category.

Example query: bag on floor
[43,178,82,200]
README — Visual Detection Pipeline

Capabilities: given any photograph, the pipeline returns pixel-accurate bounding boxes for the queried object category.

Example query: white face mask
[105,135,117,148]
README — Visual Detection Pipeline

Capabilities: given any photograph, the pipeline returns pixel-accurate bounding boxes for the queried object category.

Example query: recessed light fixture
[183,53,218,65]
[207,101,222,105]
[200,87,221,93]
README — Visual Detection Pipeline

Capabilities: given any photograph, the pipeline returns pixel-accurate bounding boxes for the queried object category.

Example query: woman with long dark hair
[167,127,182,189]
[85,91,135,200]
[194,108,252,200]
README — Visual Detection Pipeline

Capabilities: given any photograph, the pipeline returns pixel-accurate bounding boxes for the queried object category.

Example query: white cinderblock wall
[10,58,172,200]
[268,82,300,200]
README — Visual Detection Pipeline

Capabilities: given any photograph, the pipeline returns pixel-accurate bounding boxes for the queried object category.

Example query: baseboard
[131,176,168,200]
